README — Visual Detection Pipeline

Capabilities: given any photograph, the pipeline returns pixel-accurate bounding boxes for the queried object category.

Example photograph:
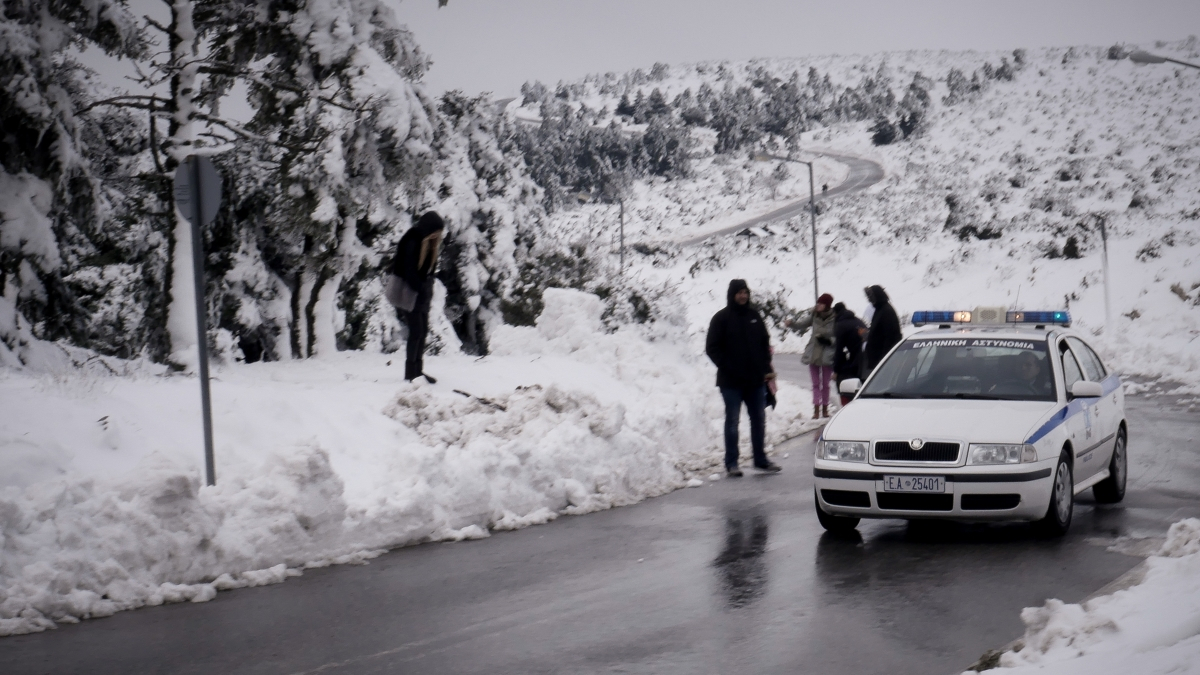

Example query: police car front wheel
[1093,427,1127,504]
[814,491,860,533]
[1034,453,1073,537]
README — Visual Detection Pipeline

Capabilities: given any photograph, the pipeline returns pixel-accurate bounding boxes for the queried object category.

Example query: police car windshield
[859,337,1056,402]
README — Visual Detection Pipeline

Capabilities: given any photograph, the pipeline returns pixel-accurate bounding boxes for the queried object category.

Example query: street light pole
[752,153,821,305]
[801,160,819,307]
[1128,50,1200,70]
[1114,48,1195,331]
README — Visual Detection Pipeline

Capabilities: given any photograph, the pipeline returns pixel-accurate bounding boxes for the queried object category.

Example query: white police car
[814,308,1126,536]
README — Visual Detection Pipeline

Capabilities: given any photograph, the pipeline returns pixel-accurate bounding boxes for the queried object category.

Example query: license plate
[882,475,946,493]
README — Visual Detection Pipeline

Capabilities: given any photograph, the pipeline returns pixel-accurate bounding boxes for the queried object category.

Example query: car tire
[815,490,860,533]
[1034,452,1073,537]
[1092,426,1128,504]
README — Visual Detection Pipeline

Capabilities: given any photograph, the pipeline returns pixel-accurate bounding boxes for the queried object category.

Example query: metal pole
[188,156,216,486]
[619,198,625,276]
[1099,216,1112,334]
[1163,56,1200,70]
[806,161,819,306]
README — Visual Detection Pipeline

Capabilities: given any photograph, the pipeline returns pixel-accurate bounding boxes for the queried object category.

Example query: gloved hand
[816,336,832,346]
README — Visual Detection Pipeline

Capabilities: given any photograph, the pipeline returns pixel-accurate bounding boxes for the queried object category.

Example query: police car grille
[874,441,960,462]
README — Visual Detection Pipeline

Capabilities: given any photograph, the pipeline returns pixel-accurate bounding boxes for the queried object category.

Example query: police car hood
[825,398,1057,444]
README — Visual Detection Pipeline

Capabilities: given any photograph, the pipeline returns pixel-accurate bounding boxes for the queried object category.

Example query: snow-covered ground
[970,519,1200,675]
[0,288,819,636]
[3,39,1199,649]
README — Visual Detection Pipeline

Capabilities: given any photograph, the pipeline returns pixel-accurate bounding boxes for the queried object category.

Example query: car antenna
[1013,284,1021,309]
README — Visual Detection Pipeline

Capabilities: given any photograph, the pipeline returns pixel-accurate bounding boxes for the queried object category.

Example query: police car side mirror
[1069,381,1103,399]
[839,378,861,395]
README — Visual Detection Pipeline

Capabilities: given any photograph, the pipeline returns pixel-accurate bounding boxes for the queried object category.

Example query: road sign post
[173,155,222,486]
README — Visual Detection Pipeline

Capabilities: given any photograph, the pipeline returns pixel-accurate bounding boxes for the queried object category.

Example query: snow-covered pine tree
[428,91,546,354]
[187,0,437,360]
[0,0,148,367]
[897,72,932,138]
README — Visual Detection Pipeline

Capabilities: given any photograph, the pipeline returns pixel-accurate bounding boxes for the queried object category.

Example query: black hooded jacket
[833,306,866,379]
[389,211,445,291]
[706,280,774,389]
[864,285,902,373]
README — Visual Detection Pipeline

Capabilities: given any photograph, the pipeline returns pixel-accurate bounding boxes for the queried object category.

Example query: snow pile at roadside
[0,288,817,636]
[979,518,1200,674]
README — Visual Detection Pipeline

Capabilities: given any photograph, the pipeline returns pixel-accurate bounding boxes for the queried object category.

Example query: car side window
[1067,337,1107,381]
[1059,342,1084,391]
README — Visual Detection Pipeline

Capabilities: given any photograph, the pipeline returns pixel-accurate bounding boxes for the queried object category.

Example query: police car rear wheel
[1092,427,1127,504]
[815,491,860,533]
[1034,453,1073,537]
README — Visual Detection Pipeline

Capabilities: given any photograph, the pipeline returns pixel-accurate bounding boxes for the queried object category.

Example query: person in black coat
[832,302,867,405]
[390,211,445,382]
[863,284,902,377]
[705,279,781,476]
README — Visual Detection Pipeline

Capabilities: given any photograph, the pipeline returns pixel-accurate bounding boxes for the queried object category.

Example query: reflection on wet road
[3,394,1197,675]
[713,507,770,610]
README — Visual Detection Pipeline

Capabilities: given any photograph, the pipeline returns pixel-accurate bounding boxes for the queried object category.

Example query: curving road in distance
[679,150,885,246]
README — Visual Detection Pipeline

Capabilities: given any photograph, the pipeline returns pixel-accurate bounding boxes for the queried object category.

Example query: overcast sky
[393,0,1200,98]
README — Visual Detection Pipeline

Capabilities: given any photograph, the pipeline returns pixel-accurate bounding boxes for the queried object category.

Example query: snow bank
[975,519,1200,675]
[0,288,817,636]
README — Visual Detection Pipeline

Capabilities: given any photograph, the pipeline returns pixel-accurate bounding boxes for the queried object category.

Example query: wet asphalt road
[3,387,1198,675]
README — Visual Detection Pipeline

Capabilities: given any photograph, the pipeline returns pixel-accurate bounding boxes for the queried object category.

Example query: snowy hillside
[530,40,1200,385]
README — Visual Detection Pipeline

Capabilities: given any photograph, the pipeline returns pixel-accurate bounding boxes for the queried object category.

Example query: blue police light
[1006,310,1071,326]
[912,311,972,326]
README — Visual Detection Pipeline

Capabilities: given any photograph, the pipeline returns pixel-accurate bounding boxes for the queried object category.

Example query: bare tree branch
[143,15,170,34]
[199,63,369,112]
[79,94,171,114]
[191,111,328,153]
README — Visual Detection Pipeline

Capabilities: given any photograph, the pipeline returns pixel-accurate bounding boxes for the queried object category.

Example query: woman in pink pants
[795,293,837,418]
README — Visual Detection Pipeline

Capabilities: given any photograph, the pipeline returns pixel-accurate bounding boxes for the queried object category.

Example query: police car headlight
[819,440,868,462]
[969,444,1038,465]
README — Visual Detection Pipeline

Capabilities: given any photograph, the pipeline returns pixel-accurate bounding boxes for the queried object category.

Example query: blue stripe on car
[1101,374,1121,395]
[1024,375,1122,444]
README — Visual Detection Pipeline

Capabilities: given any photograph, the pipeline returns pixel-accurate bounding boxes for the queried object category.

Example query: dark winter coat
[863,285,902,374]
[389,212,445,293]
[706,280,774,390]
[833,307,866,380]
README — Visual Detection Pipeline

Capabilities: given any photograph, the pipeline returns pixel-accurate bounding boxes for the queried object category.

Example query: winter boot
[813,405,821,420]
[821,405,829,418]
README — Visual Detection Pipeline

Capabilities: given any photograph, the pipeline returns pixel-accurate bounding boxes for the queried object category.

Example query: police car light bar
[1007,310,1071,326]
[911,311,971,326]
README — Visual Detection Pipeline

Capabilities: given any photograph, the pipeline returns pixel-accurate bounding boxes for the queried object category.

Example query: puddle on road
[1084,535,1166,557]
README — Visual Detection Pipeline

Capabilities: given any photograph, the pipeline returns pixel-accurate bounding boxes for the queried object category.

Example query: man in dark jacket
[863,284,901,377]
[832,302,866,405]
[391,211,445,382]
[705,279,782,477]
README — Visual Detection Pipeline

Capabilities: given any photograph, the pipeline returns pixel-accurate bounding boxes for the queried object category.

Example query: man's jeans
[720,384,768,469]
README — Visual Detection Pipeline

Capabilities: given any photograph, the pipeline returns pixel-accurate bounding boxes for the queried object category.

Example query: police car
[814,308,1126,536]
